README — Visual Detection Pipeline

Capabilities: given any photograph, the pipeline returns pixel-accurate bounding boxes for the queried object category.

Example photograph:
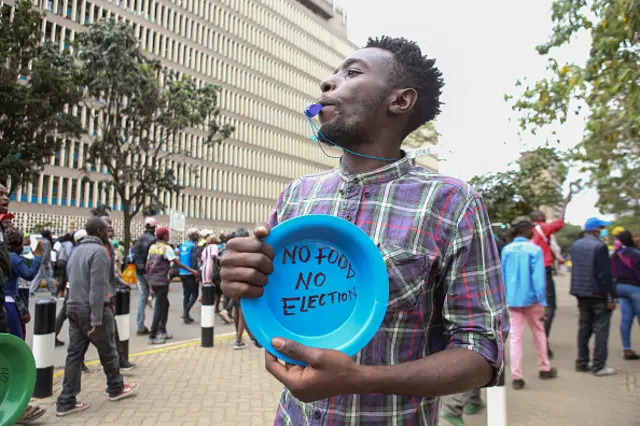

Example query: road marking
[52,332,238,379]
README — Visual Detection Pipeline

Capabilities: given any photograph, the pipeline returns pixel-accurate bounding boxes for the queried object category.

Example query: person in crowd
[201,235,222,312]
[55,233,75,297]
[28,229,56,296]
[220,36,508,425]
[610,230,640,360]
[94,212,135,371]
[0,185,47,425]
[570,217,617,376]
[133,217,158,335]
[56,217,138,417]
[530,193,572,358]
[217,231,236,325]
[179,228,201,324]
[502,219,556,390]
[146,227,197,344]
[3,228,41,339]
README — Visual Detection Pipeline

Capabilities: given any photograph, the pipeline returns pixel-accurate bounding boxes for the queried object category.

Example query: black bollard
[32,298,56,398]
[201,284,214,348]
[114,288,130,362]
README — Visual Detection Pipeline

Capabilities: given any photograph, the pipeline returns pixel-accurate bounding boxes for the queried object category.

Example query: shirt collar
[338,151,411,185]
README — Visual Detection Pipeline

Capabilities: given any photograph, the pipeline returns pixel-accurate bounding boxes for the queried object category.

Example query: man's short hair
[85,216,108,236]
[364,36,444,136]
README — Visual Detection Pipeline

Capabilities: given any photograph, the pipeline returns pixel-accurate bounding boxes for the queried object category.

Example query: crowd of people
[441,204,640,426]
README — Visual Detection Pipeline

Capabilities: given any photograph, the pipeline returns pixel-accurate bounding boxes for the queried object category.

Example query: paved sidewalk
[34,274,640,425]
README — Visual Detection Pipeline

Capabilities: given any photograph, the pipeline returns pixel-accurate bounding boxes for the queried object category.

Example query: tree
[405,122,439,147]
[555,223,583,253]
[509,0,640,216]
[75,20,234,253]
[0,0,84,193]
[469,147,568,223]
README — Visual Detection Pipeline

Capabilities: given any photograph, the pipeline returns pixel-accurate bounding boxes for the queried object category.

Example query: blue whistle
[304,103,324,118]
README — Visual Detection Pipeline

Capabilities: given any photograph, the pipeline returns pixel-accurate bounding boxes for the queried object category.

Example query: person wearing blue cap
[569,216,616,376]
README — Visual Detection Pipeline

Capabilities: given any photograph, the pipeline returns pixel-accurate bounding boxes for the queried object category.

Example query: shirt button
[339,189,345,194]
[364,192,370,198]
[345,215,351,221]
[313,410,322,420]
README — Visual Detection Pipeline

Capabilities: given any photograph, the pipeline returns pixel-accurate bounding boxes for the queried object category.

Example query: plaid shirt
[268,155,508,426]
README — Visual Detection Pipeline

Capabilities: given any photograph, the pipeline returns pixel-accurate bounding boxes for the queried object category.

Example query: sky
[338,0,611,226]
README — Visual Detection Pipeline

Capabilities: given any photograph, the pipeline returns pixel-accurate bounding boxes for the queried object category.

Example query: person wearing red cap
[146,227,197,344]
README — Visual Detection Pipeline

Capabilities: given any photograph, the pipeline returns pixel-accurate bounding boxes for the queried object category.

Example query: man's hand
[265,338,360,403]
[34,241,43,257]
[88,326,99,337]
[22,314,31,324]
[608,301,617,311]
[220,223,275,301]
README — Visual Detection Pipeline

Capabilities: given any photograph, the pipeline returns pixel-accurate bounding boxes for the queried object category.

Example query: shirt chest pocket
[379,244,429,312]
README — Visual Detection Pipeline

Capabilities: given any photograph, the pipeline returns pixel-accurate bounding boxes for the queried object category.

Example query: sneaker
[539,367,558,380]
[623,350,640,360]
[56,402,90,417]
[136,327,150,336]
[463,400,485,415]
[440,412,467,426]
[158,332,173,340]
[55,338,65,347]
[120,361,135,371]
[81,363,90,373]
[233,341,247,350]
[183,315,194,324]
[109,383,138,401]
[219,310,232,324]
[593,366,617,376]
[147,337,166,345]
[512,379,525,390]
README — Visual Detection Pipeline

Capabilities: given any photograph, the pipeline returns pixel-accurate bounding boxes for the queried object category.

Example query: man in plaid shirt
[221,36,509,426]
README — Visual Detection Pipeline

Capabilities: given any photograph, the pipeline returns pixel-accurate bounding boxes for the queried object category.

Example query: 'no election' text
[280,245,357,316]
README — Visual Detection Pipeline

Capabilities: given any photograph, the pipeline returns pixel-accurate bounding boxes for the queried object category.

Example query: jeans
[509,303,550,380]
[544,266,556,339]
[149,286,169,338]
[55,291,69,337]
[577,297,612,371]
[441,389,482,418]
[181,275,198,317]
[56,306,124,411]
[136,273,150,331]
[29,264,56,293]
[616,283,640,350]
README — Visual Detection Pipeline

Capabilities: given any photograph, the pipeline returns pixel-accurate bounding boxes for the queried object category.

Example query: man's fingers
[253,223,271,239]
[220,267,268,287]
[221,281,264,300]
[272,338,322,366]
[265,351,293,387]
[220,253,274,275]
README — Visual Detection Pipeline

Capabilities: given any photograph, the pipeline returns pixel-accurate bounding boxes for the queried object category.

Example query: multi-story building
[5,0,439,241]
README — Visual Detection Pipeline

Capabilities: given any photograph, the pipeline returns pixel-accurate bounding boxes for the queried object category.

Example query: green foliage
[609,215,640,236]
[32,221,55,234]
[555,222,583,252]
[404,122,439,146]
[510,0,640,215]
[469,147,567,223]
[0,0,83,192]
[75,19,234,252]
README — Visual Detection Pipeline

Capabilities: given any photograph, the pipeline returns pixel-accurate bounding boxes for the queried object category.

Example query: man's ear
[388,88,417,116]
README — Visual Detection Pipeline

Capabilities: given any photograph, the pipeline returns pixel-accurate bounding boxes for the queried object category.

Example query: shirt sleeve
[541,219,565,236]
[531,247,547,306]
[164,246,177,263]
[442,195,509,386]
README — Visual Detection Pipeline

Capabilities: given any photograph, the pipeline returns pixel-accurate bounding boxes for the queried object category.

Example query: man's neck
[341,149,402,174]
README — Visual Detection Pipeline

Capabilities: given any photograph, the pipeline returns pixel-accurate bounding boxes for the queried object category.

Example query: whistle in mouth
[304,103,324,118]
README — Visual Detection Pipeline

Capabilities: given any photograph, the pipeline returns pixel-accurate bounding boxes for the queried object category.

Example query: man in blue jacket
[501,219,556,391]
[570,217,616,376]
[179,228,200,324]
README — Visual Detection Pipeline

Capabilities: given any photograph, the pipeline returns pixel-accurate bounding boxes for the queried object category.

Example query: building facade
[5,0,439,241]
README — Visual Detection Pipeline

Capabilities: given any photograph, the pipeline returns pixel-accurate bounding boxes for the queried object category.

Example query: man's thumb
[272,338,320,365]
[253,223,271,239]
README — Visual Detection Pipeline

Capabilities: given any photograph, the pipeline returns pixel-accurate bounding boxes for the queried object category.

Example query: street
[26,283,236,369]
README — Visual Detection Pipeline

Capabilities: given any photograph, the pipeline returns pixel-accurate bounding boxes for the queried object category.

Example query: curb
[52,332,238,379]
